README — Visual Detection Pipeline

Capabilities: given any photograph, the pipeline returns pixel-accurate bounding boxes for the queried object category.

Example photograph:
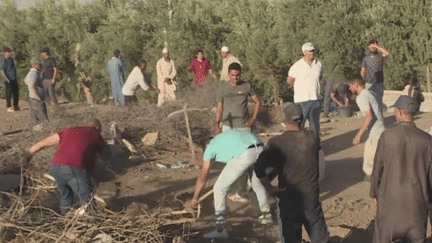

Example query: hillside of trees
[0,0,431,104]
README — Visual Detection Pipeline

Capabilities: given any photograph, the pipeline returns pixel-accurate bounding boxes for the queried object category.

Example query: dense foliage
[0,0,431,103]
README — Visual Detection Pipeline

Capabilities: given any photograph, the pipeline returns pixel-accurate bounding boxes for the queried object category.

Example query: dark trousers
[51,165,95,215]
[298,100,322,135]
[276,192,330,243]
[124,95,138,105]
[42,79,57,105]
[4,81,19,108]
[28,98,48,125]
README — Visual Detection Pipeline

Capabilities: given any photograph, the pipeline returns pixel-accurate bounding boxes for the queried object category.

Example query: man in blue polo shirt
[0,47,19,112]
[189,130,271,239]
[41,47,58,106]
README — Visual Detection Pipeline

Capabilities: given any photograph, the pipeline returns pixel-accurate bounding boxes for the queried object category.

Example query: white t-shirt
[288,58,324,103]
[122,66,150,96]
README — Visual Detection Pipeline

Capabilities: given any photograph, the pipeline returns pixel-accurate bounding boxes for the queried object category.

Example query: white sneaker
[257,213,273,225]
[203,228,229,239]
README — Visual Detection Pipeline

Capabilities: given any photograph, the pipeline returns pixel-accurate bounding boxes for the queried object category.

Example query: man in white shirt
[122,59,159,105]
[156,48,178,106]
[220,46,241,82]
[287,42,324,135]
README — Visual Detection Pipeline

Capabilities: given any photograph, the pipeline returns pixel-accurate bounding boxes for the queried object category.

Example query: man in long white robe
[156,48,178,106]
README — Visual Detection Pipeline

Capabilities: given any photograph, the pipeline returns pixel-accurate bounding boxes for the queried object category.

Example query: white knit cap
[162,48,168,54]
[221,46,229,52]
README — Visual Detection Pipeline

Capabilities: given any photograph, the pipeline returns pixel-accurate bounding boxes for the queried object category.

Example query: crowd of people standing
[7,39,432,243]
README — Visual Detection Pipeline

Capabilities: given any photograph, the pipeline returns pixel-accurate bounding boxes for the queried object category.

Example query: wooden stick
[183,104,196,164]
[170,189,214,215]
[122,139,138,153]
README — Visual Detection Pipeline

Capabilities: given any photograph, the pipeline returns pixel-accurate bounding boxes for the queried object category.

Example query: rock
[0,174,21,192]
[142,132,158,146]
[91,232,114,243]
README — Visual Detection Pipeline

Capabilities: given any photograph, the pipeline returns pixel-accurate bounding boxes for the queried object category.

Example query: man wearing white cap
[220,46,241,82]
[287,42,324,135]
[156,48,178,106]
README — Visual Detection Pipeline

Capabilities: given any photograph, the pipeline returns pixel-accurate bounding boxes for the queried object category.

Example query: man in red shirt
[188,49,214,86]
[26,118,106,214]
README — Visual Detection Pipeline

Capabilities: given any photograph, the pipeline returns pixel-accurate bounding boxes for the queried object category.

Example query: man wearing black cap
[255,103,330,243]
[370,95,432,243]
[41,47,58,106]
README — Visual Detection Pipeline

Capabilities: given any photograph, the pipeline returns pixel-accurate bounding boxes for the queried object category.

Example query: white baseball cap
[302,42,315,52]
[162,48,168,54]
[221,46,229,52]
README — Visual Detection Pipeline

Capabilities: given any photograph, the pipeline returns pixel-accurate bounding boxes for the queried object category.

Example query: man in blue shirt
[189,130,270,239]
[107,50,126,105]
[0,47,19,112]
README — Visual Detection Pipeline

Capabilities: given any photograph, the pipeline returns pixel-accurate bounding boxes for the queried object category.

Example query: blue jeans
[51,165,95,214]
[366,82,383,105]
[213,146,270,228]
[298,100,322,135]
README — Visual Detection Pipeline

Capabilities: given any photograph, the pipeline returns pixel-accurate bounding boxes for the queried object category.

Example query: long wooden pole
[427,65,431,93]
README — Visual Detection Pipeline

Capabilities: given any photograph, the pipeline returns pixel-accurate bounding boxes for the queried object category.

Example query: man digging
[24,118,106,215]
[189,129,271,239]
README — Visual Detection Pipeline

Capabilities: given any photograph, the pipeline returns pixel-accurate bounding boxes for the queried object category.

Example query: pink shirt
[189,58,212,86]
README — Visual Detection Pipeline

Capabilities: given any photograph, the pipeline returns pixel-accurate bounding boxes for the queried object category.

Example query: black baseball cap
[282,103,303,123]
[390,95,417,114]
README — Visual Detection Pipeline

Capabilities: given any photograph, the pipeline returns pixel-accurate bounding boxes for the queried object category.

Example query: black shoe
[364,175,371,181]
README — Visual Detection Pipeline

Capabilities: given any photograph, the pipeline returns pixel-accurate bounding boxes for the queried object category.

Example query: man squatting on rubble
[25,118,106,214]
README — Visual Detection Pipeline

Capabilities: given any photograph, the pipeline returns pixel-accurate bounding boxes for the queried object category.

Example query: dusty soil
[2,98,432,243]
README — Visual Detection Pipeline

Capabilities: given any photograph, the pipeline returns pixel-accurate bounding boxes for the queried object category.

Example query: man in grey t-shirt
[215,62,261,134]
[361,39,390,108]
[348,78,385,180]
[215,62,261,202]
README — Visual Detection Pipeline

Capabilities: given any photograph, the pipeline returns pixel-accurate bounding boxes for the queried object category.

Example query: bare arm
[190,160,211,207]
[360,68,366,79]
[330,93,343,107]
[1,71,9,83]
[30,84,42,101]
[371,44,390,58]
[287,76,295,86]
[246,95,261,127]
[29,133,60,156]
[344,94,349,106]
[215,102,223,134]
[353,110,372,145]
[52,67,58,84]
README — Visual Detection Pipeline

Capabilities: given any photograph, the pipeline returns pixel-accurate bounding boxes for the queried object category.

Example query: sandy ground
[2,98,432,243]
